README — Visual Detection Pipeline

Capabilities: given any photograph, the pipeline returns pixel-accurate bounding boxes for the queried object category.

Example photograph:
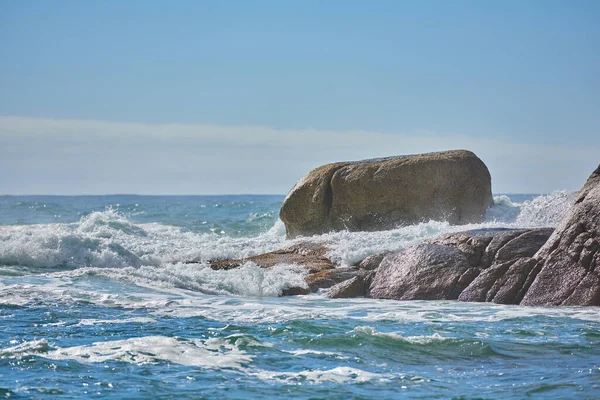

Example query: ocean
[1,192,599,399]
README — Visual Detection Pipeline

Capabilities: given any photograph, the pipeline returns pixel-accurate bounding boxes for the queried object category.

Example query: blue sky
[1,1,599,194]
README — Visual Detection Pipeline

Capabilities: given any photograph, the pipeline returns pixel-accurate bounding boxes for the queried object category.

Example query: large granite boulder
[280,150,493,237]
[369,228,554,302]
[521,165,600,306]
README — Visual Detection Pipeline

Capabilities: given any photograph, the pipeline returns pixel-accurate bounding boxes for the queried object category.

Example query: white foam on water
[305,220,458,266]
[75,317,158,326]
[2,336,389,384]
[485,195,522,222]
[49,261,308,297]
[1,336,253,370]
[4,271,600,326]
[0,192,576,272]
[1,338,51,356]
[353,326,449,344]
[249,366,392,384]
[486,191,577,227]
[282,349,348,358]
[0,208,287,270]
[515,190,577,226]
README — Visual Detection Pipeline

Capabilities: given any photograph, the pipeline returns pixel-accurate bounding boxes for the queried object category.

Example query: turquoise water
[1,193,599,399]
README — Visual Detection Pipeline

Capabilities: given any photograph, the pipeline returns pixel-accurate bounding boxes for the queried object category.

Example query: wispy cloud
[0,116,596,195]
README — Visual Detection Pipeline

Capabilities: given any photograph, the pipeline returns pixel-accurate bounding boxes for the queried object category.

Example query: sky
[0,0,599,195]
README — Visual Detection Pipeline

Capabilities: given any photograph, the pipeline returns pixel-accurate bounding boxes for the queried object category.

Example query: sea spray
[0,192,577,290]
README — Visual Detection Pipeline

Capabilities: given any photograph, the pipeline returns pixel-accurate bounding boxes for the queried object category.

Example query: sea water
[1,192,599,399]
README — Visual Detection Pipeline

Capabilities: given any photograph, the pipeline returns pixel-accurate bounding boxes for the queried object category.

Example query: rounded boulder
[280,150,493,237]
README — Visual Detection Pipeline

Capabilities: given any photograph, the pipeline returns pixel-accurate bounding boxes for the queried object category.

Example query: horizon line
[0,192,555,197]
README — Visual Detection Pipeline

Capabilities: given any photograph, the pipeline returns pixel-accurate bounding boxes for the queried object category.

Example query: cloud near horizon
[0,116,596,195]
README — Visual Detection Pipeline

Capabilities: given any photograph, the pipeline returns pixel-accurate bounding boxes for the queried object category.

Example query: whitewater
[1,192,599,399]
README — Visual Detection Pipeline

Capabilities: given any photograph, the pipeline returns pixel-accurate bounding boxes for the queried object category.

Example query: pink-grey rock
[521,165,600,306]
[358,253,388,270]
[369,244,478,300]
[458,257,539,304]
[369,228,554,303]
[493,228,554,264]
[326,276,367,299]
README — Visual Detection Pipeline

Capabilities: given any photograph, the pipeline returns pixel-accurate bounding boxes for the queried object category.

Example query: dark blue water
[1,193,598,399]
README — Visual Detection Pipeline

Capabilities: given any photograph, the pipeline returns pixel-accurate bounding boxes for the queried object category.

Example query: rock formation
[207,155,600,307]
[208,241,355,295]
[369,228,553,302]
[520,165,600,306]
[280,150,493,237]
[369,164,600,306]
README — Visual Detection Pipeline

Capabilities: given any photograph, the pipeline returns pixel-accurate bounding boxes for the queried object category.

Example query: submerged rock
[209,241,367,295]
[280,150,493,237]
[209,241,334,273]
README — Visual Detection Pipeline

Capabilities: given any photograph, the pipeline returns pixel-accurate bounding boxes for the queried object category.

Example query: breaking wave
[0,192,576,295]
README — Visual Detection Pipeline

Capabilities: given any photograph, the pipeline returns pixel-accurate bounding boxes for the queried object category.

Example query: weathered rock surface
[306,267,362,292]
[326,276,364,299]
[280,150,493,237]
[369,243,478,300]
[208,241,368,295]
[205,164,599,304]
[326,272,375,299]
[209,242,334,273]
[521,165,600,306]
[458,257,539,304]
[358,253,388,271]
[370,163,600,306]
[369,228,554,302]
[426,231,495,268]
[493,229,553,264]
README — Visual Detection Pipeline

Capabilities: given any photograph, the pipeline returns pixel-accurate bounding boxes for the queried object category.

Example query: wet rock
[281,286,311,296]
[358,253,388,270]
[280,150,493,237]
[427,231,494,268]
[369,228,554,303]
[521,165,600,306]
[282,240,330,257]
[458,257,539,304]
[326,276,366,299]
[209,244,334,274]
[325,271,376,299]
[369,244,476,300]
[306,267,361,292]
[208,240,376,296]
[493,228,554,264]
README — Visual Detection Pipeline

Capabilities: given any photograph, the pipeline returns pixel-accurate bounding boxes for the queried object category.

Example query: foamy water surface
[1,193,599,399]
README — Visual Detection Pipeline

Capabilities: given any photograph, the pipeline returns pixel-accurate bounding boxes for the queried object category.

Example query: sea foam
[0,192,576,296]
[2,335,391,384]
